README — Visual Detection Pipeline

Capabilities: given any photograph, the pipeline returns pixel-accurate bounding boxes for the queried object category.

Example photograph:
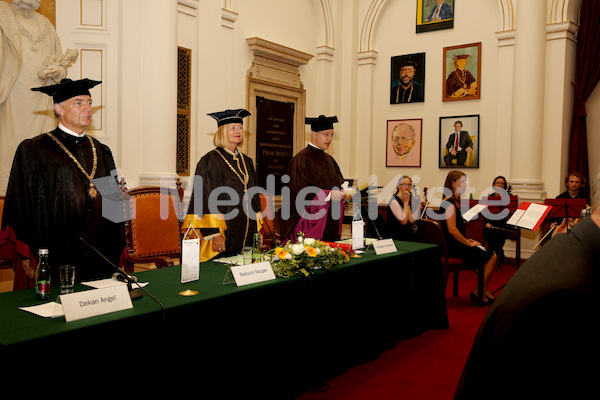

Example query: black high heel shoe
[469,292,494,305]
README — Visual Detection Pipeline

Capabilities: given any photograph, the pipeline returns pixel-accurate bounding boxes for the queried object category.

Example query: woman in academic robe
[386,175,420,242]
[184,109,263,261]
[439,170,497,305]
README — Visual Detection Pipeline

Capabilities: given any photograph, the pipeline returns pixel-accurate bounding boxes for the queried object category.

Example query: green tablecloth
[0,240,447,398]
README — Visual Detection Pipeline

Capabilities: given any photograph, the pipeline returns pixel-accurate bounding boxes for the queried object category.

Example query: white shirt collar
[308,142,323,151]
[58,123,85,138]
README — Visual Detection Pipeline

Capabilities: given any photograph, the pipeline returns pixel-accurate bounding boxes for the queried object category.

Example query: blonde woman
[185,109,262,261]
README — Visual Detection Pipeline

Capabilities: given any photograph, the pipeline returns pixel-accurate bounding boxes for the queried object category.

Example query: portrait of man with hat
[390,53,425,104]
[1,78,126,288]
[443,43,481,101]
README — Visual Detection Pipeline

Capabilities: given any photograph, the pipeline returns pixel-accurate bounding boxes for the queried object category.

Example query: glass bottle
[252,233,261,262]
[35,248,51,300]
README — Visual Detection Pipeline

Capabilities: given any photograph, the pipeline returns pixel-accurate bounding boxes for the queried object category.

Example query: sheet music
[517,203,547,230]
[506,209,525,226]
[463,204,488,222]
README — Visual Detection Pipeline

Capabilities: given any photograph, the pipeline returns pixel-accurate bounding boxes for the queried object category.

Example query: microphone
[79,237,142,300]
[79,237,166,320]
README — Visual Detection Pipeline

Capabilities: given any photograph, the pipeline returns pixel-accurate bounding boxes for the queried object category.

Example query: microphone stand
[79,237,143,300]
[80,238,166,320]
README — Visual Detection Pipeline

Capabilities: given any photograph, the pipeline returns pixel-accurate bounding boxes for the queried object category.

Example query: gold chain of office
[46,132,99,198]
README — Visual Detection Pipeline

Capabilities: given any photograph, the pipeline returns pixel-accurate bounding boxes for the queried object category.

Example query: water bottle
[35,248,51,300]
[252,233,261,262]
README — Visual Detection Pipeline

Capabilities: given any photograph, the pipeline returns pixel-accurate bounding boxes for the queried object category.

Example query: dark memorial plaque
[256,97,294,195]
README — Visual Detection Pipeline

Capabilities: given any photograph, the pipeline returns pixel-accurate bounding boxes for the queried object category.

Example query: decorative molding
[316,46,335,62]
[357,50,378,66]
[546,21,578,42]
[548,0,581,24]
[246,37,313,89]
[178,0,198,17]
[495,29,516,47]
[496,0,515,32]
[359,0,386,53]
[78,0,105,31]
[221,8,238,29]
[312,0,334,49]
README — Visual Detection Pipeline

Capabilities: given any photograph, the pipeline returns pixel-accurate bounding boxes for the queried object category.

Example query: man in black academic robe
[281,115,348,242]
[1,79,125,288]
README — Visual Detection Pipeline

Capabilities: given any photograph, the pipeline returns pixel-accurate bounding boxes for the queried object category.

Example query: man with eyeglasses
[281,115,349,242]
[391,123,416,160]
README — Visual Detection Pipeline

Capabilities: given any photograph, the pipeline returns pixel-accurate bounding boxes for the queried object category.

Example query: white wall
[51,0,590,201]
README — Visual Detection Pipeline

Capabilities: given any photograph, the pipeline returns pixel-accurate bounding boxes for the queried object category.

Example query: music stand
[544,198,587,233]
[481,195,521,279]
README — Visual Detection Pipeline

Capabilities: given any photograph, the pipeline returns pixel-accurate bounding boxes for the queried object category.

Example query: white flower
[285,253,292,260]
[297,236,304,243]
[292,243,305,255]
[315,248,320,255]
[304,238,315,246]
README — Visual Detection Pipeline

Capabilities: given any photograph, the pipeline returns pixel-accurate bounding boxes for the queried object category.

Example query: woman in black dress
[386,175,420,242]
[440,170,497,304]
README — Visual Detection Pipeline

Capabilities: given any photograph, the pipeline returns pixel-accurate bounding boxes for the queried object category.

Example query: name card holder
[373,239,397,255]
[230,261,276,286]
[60,285,133,322]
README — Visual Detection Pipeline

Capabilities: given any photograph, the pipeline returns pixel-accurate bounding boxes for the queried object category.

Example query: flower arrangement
[267,232,350,278]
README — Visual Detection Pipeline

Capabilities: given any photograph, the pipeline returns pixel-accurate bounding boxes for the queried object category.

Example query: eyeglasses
[392,136,412,143]
[318,132,335,139]
[399,183,413,187]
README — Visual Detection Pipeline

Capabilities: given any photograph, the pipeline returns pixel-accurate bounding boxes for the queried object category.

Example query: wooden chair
[416,218,485,306]
[259,193,279,250]
[124,184,183,273]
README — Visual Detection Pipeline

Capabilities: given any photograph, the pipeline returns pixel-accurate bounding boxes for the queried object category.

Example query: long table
[0,240,447,398]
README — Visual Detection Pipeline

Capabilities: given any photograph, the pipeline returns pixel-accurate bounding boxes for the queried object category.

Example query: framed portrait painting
[416,0,454,33]
[390,52,425,104]
[439,115,479,168]
[386,119,422,167]
[443,42,481,102]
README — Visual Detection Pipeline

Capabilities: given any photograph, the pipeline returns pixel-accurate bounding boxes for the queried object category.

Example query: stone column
[508,0,548,256]
[509,0,547,202]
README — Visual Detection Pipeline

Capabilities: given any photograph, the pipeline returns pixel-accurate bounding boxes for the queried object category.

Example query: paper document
[20,302,64,318]
[463,204,488,222]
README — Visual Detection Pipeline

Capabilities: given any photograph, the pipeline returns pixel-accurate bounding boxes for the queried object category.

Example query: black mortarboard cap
[306,115,338,132]
[207,108,251,127]
[31,78,101,103]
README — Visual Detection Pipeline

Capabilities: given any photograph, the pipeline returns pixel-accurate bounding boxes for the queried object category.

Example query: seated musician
[551,172,590,237]
[439,171,497,305]
[483,176,512,262]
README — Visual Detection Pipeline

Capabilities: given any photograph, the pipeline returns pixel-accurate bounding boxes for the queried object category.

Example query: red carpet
[296,262,518,400]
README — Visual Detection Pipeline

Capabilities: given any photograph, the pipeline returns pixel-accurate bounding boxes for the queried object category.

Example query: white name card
[373,238,397,255]
[181,238,200,284]
[230,261,276,286]
[60,285,133,322]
